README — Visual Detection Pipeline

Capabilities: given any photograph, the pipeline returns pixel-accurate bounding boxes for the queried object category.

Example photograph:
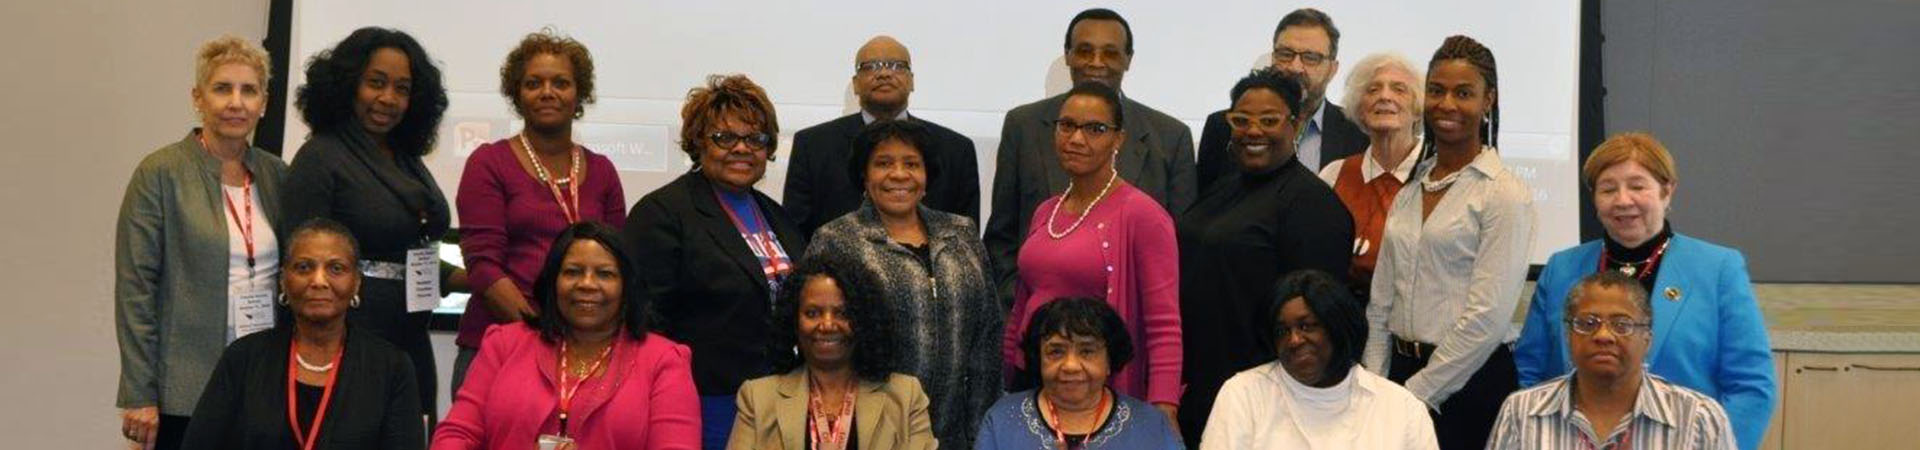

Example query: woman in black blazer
[622,74,804,450]
[280,27,452,423]
[182,218,424,450]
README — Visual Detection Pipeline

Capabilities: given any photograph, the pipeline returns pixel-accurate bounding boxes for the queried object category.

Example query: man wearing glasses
[783,35,980,239]
[1197,8,1370,190]
[1487,272,1738,449]
[984,7,1196,307]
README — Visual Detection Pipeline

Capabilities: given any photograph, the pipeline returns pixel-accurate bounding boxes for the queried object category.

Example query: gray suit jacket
[728,370,936,450]
[115,131,287,415]
[982,93,1195,305]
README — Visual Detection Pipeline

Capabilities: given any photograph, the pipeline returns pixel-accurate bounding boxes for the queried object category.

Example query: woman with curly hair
[452,28,626,394]
[282,26,454,423]
[622,74,805,449]
[726,259,935,449]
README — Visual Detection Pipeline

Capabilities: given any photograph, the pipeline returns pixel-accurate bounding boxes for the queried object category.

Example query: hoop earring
[350,295,362,308]
[276,293,287,306]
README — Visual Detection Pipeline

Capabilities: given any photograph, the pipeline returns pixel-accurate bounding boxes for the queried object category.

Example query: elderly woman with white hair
[1316,52,1424,300]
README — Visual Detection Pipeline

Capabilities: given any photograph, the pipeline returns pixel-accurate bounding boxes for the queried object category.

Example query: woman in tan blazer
[728,259,935,450]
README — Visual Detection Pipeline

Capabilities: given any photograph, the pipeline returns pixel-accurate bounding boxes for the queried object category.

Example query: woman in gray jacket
[114,35,287,450]
[802,119,1003,448]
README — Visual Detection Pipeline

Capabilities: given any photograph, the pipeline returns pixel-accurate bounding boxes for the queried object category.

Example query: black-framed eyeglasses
[1566,315,1652,337]
[1273,48,1330,67]
[707,131,772,151]
[1051,119,1117,138]
[856,60,911,74]
[1225,112,1294,130]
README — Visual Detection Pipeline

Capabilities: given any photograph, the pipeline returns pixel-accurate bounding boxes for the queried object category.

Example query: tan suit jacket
[728,370,936,450]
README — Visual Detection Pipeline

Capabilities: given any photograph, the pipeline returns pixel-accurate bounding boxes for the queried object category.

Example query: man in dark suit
[984,8,1196,306]
[1197,8,1368,190]
[783,35,979,239]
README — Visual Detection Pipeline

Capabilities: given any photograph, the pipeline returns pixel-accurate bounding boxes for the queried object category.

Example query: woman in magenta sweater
[435,222,698,449]
[1001,81,1183,433]
[452,30,626,392]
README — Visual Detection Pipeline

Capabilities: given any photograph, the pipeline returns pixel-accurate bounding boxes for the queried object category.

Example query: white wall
[0,0,267,446]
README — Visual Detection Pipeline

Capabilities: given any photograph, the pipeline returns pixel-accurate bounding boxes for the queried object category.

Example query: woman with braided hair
[1360,35,1537,450]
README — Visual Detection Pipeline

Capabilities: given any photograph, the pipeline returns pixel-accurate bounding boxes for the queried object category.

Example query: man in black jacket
[1197,8,1368,190]
[783,35,979,239]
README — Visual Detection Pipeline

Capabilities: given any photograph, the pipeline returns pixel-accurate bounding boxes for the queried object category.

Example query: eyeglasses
[1051,119,1118,139]
[707,131,772,151]
[1566,315,1652,337]
[1225,112,1294,130]
[856,60,911,74]
[1273,48,1330,67]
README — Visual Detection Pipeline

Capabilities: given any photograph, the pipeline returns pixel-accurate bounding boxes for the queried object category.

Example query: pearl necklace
[295,352,335,372]
[1045,167,1118,239]
[518,133,579,185]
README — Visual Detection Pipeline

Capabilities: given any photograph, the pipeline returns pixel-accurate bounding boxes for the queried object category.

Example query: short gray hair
[1339,52,1424,131]
[1563,271,1653,323]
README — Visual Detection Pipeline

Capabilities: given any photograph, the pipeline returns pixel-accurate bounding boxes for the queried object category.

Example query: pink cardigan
[1003,185,1184,406]
[433,324,700,449]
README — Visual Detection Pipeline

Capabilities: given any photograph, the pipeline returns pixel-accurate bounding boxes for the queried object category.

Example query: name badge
[405,247,441,313]
[229,288,275,344]
[536,434,575,450]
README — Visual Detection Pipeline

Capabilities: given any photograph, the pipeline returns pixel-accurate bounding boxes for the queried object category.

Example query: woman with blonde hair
[115,35,285,449]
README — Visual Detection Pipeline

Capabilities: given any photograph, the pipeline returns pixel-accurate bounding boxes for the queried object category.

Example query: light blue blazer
[1516,233,1777,450]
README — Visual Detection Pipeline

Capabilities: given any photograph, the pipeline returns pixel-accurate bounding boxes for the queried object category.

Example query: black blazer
[781,113,980,239]
[180,327,423,450]
[1195,101,1369,191]
[623,172,806,396]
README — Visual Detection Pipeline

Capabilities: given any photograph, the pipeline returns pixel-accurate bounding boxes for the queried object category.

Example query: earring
[276,293,287,306]
[350,295,362,308]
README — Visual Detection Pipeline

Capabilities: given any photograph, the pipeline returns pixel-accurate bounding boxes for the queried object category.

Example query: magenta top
[1003,184,1184,406]
[433,324,701,450]
[455,139,626,348]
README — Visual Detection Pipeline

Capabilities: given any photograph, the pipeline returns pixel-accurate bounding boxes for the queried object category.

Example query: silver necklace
[1045,166,1118,239]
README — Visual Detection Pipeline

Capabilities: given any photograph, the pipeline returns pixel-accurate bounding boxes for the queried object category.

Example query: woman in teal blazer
[1515,132,1776,450]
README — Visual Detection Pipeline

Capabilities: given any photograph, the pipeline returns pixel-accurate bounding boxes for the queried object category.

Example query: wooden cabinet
[1779,352,1920,449]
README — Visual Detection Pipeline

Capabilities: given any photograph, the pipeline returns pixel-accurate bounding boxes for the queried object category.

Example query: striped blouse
[1487,373,1736,450]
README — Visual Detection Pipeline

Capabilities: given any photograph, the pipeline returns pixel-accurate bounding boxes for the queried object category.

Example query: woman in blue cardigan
[1515,132,1776,450]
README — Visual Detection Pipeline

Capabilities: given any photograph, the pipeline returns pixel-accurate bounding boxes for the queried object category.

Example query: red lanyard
[286,339,342,450]
[541,167,582,224]
[807,377,856,449]
[712,191,791,280]
[1043,390,1109,450]
[521,135,585,224]
[203,133,258,272]
[556,339,615,437]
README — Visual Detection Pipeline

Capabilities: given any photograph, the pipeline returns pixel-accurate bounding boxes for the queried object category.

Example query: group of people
[113,6,1778,450]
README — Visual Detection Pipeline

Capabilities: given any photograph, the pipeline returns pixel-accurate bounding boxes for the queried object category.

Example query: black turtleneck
[1173,155,1354,437]
[1601,222,1675,294]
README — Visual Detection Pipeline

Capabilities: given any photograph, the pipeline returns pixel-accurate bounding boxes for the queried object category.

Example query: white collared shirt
[861,109,909,125]
[1317,138,1421,187]
[1201,364,1438,450]
[1362,148,1537,407]
[1487,373,1738,450]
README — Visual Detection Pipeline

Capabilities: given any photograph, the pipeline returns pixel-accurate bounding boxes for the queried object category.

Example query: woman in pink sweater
[434,223,699,449]
[1002,81,1183,432]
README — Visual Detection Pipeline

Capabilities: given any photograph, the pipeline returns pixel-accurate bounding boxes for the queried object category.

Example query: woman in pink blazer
[434,223,700,449]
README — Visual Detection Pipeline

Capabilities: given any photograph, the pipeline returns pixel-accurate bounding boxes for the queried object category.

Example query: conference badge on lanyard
[404,244,440,313]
